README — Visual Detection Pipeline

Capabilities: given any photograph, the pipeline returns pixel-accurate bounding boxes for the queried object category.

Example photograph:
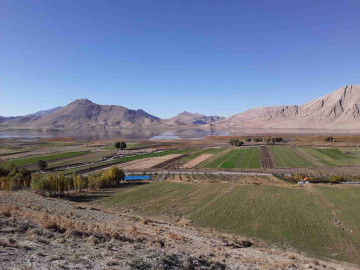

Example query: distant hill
[0,116,15,124]
[28,106,63,117]
[2,85,360,130]
[218,85,360,129]
[0,107,62,125]
[165,111,225,126]
[1,99,162,129]
[136,109,160,120]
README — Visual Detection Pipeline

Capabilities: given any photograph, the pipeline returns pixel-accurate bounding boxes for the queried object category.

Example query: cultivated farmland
[299,148,359,166]
[181,154,213,168]
[102,181,360,265]
[201,147,261,169]
[0,151,89,168]
[268,146,314,168]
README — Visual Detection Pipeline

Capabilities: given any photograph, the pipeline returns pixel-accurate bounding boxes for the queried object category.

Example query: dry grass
[0,238,17,248]
[166,232,188,242]
[0,205,12,217]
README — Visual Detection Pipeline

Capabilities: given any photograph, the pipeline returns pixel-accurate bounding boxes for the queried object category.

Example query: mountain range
[1,85,360,130]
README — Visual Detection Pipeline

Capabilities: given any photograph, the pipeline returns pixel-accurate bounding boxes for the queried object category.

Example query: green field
[102,181,360,265]
[300,148,358,166]
[203,147,261,169]
[269,146,314,168]
[0,151,89,168]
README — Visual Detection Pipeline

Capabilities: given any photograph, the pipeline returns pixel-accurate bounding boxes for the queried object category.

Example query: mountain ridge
[165,111,225,126]
[1,85,360,129]
[218,85,360,128]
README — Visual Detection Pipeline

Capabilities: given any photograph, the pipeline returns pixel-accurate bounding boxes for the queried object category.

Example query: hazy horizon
[1,1,360,118]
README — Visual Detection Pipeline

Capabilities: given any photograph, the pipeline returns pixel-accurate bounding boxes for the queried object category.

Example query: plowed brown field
[181,154,213,168]
[260,146,275,169]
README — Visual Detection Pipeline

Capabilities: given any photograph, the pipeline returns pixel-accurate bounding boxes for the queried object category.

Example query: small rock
[88,235,99,246]
[0,227,15,233]
[106,259,120,266]
[54,238,66,244]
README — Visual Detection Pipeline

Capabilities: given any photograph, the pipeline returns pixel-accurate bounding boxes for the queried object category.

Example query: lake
[0,127,359,140]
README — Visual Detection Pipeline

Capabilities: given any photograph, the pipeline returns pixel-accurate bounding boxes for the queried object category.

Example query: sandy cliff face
[219,85,360,128]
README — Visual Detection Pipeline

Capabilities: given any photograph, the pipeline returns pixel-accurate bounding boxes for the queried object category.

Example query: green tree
[120,141,126,150]
[324,136,334,142]
[229,139,236,146]
[114,141,127,150]
[114,142,121,150]
[254,137,262,143]
[37,160,48,171]
[229,138,244,147]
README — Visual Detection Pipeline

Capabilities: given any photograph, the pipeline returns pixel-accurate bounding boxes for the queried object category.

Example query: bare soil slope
[219,85,360,129]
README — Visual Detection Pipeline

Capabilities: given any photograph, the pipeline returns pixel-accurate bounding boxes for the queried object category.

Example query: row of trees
[229,136,283,146]
[229,138,244,146]
[0,163,125,195]
[114,141,127,150]
[324,136,334,142]
[30,166,125,195]
[0,164,31,191]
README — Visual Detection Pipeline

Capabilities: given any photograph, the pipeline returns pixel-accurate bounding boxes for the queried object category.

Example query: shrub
[324,136,334,142]
[293,174,306,181]
[107,167,125,185]
[37,160,48,171]
[88,172,102,189]
[272,137,283,143]
[0,165,31,191]
[74,175,88,191]
[329,175,344,183]
[31,173,86,195]
[30,174,52,195]
[229,138,244,146]
[87,167,124,189]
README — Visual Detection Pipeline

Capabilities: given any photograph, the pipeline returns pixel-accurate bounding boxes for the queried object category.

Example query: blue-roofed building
[124,175,150,181]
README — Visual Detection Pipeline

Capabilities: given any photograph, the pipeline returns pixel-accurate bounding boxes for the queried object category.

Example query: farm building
[124,175,150,181]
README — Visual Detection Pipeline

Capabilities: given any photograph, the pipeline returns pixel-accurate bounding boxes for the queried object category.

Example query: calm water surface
[0,128,359,140]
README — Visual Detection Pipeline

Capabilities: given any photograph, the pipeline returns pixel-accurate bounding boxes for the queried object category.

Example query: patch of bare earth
[119,154,182,170]
[181,154,213,169]
[0,191,356,269]
[89,154,182,173]
[260,146,275,169]
[151,154,189,169]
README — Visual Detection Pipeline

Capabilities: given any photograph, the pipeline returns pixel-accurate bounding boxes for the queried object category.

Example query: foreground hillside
[1,187,357,269]
[102,179,360,266]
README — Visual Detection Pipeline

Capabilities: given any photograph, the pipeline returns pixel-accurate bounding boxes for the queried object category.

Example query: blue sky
[1,1,360,118]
